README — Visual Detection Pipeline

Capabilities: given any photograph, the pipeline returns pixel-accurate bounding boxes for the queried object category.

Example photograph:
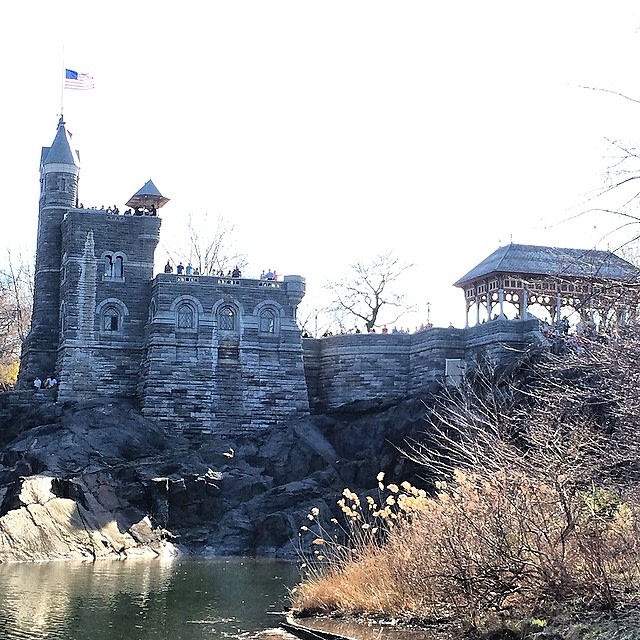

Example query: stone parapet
[303,319,542,413]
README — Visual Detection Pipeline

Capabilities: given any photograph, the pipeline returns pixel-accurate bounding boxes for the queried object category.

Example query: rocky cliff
[0,391,433,562]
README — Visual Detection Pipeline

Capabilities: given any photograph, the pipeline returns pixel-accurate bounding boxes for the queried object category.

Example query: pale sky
[2,2,640,329]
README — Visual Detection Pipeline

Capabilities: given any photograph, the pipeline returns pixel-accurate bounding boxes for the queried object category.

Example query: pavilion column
[555,292,562,325]
[521,288,528,321]
[485,280,491,322]
[475,298,480,326]
[498,288,505,318]
[619,293,628,327]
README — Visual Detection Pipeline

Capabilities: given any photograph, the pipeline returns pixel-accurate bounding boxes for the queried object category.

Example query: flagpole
[60,46,65,119]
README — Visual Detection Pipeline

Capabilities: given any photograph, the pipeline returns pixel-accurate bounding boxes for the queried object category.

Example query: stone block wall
[56,211,160,400]
[460,318,542,360]
[139,275,309,436]
[302,333,411,413]
[303,319,543,414]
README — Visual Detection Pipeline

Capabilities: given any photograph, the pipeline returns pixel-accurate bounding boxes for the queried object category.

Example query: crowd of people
[165,261,203,276]
[162,262,279,281]
[76,203,159,216]
[538,315,614,356]
[314,323,434,338]
[260,269,278,281]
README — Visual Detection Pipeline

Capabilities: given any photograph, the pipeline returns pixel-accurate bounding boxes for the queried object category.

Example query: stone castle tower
[19,116,80,383]
[19,118,311,437]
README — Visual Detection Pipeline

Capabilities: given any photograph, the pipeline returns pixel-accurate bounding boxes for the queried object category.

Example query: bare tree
[407,325,640,484]
[326,252,414,332]
[166,213,247,276]
[568,87,640,255]
[0,251,33,389]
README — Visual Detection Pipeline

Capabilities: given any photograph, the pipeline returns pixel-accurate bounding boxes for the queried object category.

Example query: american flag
[64,69,95,90]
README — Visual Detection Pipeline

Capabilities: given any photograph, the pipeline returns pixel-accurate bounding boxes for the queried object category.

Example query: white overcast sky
[2,1,640,329]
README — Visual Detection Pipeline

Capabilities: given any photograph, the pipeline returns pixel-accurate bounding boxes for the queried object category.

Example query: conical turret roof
[125,179,169,210]
[41,115,80,167]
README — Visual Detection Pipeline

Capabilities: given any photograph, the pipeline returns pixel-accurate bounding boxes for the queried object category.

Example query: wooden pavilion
[454,243,640,330]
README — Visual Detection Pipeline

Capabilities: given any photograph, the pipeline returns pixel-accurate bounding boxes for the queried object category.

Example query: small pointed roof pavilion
[125,179,169,211]
[454,243,640,328]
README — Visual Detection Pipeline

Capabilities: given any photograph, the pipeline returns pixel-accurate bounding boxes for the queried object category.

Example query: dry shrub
[293,469,640,626]
[292,331,640,627]
[293,478,430,617]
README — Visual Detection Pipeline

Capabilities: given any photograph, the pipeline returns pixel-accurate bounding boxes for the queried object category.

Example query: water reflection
[0,557,299,639]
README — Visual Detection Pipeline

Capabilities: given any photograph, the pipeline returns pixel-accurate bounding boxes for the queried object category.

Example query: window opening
[259,309,276,333]
[115,255,124,278]
[219,306,236,331]
[103,307,120,331]
[177,304,195,329]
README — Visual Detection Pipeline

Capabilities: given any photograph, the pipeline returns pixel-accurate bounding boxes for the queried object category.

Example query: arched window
[149,299,157,322]
[102,306,120,331]
[103,253,125,279]
[115,255,124,278]
[218,306,236,331]
[177,303,195,330]
[259,309,276,334]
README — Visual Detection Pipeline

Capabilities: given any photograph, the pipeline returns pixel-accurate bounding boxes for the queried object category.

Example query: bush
[291,331,640,629]
[293,469,640,626]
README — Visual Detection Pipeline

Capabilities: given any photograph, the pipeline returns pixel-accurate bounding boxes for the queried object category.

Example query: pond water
[0,557,300,639]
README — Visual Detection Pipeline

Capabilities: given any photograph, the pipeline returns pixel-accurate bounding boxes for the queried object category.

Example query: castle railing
[157,274,287,290]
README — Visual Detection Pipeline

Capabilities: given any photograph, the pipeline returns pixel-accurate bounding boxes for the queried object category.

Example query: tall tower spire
[18,117,81,387]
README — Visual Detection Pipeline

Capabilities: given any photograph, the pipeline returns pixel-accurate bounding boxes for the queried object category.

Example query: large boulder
[0,475,177,562]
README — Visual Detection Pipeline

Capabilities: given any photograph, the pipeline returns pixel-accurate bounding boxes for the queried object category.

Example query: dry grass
[292,470,640,628]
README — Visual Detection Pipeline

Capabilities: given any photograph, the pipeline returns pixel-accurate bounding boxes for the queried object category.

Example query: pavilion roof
[125,179,170,210]
[454,243,640,287]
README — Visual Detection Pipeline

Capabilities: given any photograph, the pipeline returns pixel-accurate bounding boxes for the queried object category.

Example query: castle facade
[18,118,558,437]
[19,118,311,436]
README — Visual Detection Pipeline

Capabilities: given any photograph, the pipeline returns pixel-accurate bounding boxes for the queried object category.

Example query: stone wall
[302,333,412,412]
[303,319,543,413]
[56,211,161,400]
[139,275,309,436]
[0,391,60,445]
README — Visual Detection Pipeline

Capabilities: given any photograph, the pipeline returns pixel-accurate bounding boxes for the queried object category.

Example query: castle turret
[19,116,80,387]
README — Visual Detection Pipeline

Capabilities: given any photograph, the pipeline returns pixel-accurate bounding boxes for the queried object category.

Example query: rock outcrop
[0,392,432,561]
[0,475,176,562]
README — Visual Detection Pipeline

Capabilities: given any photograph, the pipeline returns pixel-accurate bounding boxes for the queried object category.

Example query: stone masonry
[138,274,309,436]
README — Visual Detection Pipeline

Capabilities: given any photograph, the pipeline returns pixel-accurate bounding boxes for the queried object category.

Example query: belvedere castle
[17,118,639,437]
